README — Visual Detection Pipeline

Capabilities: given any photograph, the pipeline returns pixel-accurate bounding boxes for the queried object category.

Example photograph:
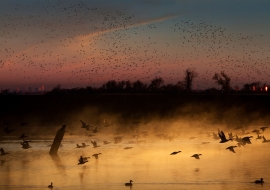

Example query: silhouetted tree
[176,81,185,91]
[48,84,62,94]
[0,89,13,95]
[148,77,164,92]
[124,80,132,92]
[132,80,148,93]
[161,84,179,94]
[102,80,118,92]
[184,68,198,92]
[212,71,231,92]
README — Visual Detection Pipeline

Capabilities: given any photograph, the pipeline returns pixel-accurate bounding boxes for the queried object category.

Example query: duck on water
[254,178,264,184]
[125,180,133,186]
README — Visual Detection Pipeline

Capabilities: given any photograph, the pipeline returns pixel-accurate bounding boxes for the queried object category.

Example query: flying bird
[170,151,181,155]
[191,154,202,159]
[92,153,102,159]
[226,146,237,153]
[218,130,232,143]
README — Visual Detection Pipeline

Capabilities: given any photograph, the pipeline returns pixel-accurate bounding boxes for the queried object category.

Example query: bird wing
[218,131,226,141]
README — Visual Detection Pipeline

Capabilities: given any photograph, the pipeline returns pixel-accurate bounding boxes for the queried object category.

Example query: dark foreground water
[1,131,269,190]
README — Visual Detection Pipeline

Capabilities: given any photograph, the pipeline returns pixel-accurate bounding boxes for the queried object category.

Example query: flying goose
[226,146,237,153]
[191,154,202,159]
[262,136,270,143]
[78,156,89,165]
[170,151,181,155]
[92,153,102,159]
[218,130,232,143]
[91,141,100,148]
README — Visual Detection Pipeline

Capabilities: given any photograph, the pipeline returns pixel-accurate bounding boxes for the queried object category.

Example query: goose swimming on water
[48,182,53,188]
[254,178,264,184]
[125,180,133,186]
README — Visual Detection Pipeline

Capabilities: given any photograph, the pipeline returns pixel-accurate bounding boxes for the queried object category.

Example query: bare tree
[184,68,198,91]
[132,80,148,92]
[148,77,164,92]
[212,71,231,92]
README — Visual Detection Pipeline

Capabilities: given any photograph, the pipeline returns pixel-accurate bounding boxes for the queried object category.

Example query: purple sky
[1,0,270,90]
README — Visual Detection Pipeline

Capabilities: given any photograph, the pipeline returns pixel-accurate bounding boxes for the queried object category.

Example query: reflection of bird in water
[0,147,8,155]
[170,151,181,155]
[218,130,232,143]
[124,147,133,149]
[254,178,264,184]
[91,141,100,148]
[92,153,102,159]
[48,182,53,188]
[19,133,28,138]
[226,146,237,153]
[21,140,32,149]
[78,156,89,165]
[125,180,133,186]
[191,154,202,159]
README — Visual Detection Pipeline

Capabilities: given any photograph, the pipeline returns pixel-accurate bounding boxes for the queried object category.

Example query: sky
[1,0,270,90]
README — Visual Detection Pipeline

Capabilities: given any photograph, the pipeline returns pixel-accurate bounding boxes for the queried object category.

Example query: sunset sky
[1,0,270,90]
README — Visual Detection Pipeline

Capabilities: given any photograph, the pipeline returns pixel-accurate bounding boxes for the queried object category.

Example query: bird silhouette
[218,130,232,143]
[170,151,181,155]
[0,148,8,156]
[254,178,264,184]
[191,154,202,159]
[125,180,133,186]
[226,146,237,153]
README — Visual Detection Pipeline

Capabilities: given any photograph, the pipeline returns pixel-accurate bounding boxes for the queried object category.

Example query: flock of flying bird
[1,1,270,89]
[1,119,268,187]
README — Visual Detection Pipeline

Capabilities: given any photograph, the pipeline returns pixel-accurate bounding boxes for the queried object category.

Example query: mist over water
[0,95,270,189]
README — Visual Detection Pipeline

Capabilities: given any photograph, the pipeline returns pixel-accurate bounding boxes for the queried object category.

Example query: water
[0,134,269,190]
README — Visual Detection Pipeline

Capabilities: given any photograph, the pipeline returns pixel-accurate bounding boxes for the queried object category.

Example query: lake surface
[1,130,269,190]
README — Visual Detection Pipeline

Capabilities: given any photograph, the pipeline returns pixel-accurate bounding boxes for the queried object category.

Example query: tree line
[1,69,269,95]
[45,69,268,95]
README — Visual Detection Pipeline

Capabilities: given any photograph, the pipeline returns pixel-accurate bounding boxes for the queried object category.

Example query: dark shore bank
[0,94,269,129]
